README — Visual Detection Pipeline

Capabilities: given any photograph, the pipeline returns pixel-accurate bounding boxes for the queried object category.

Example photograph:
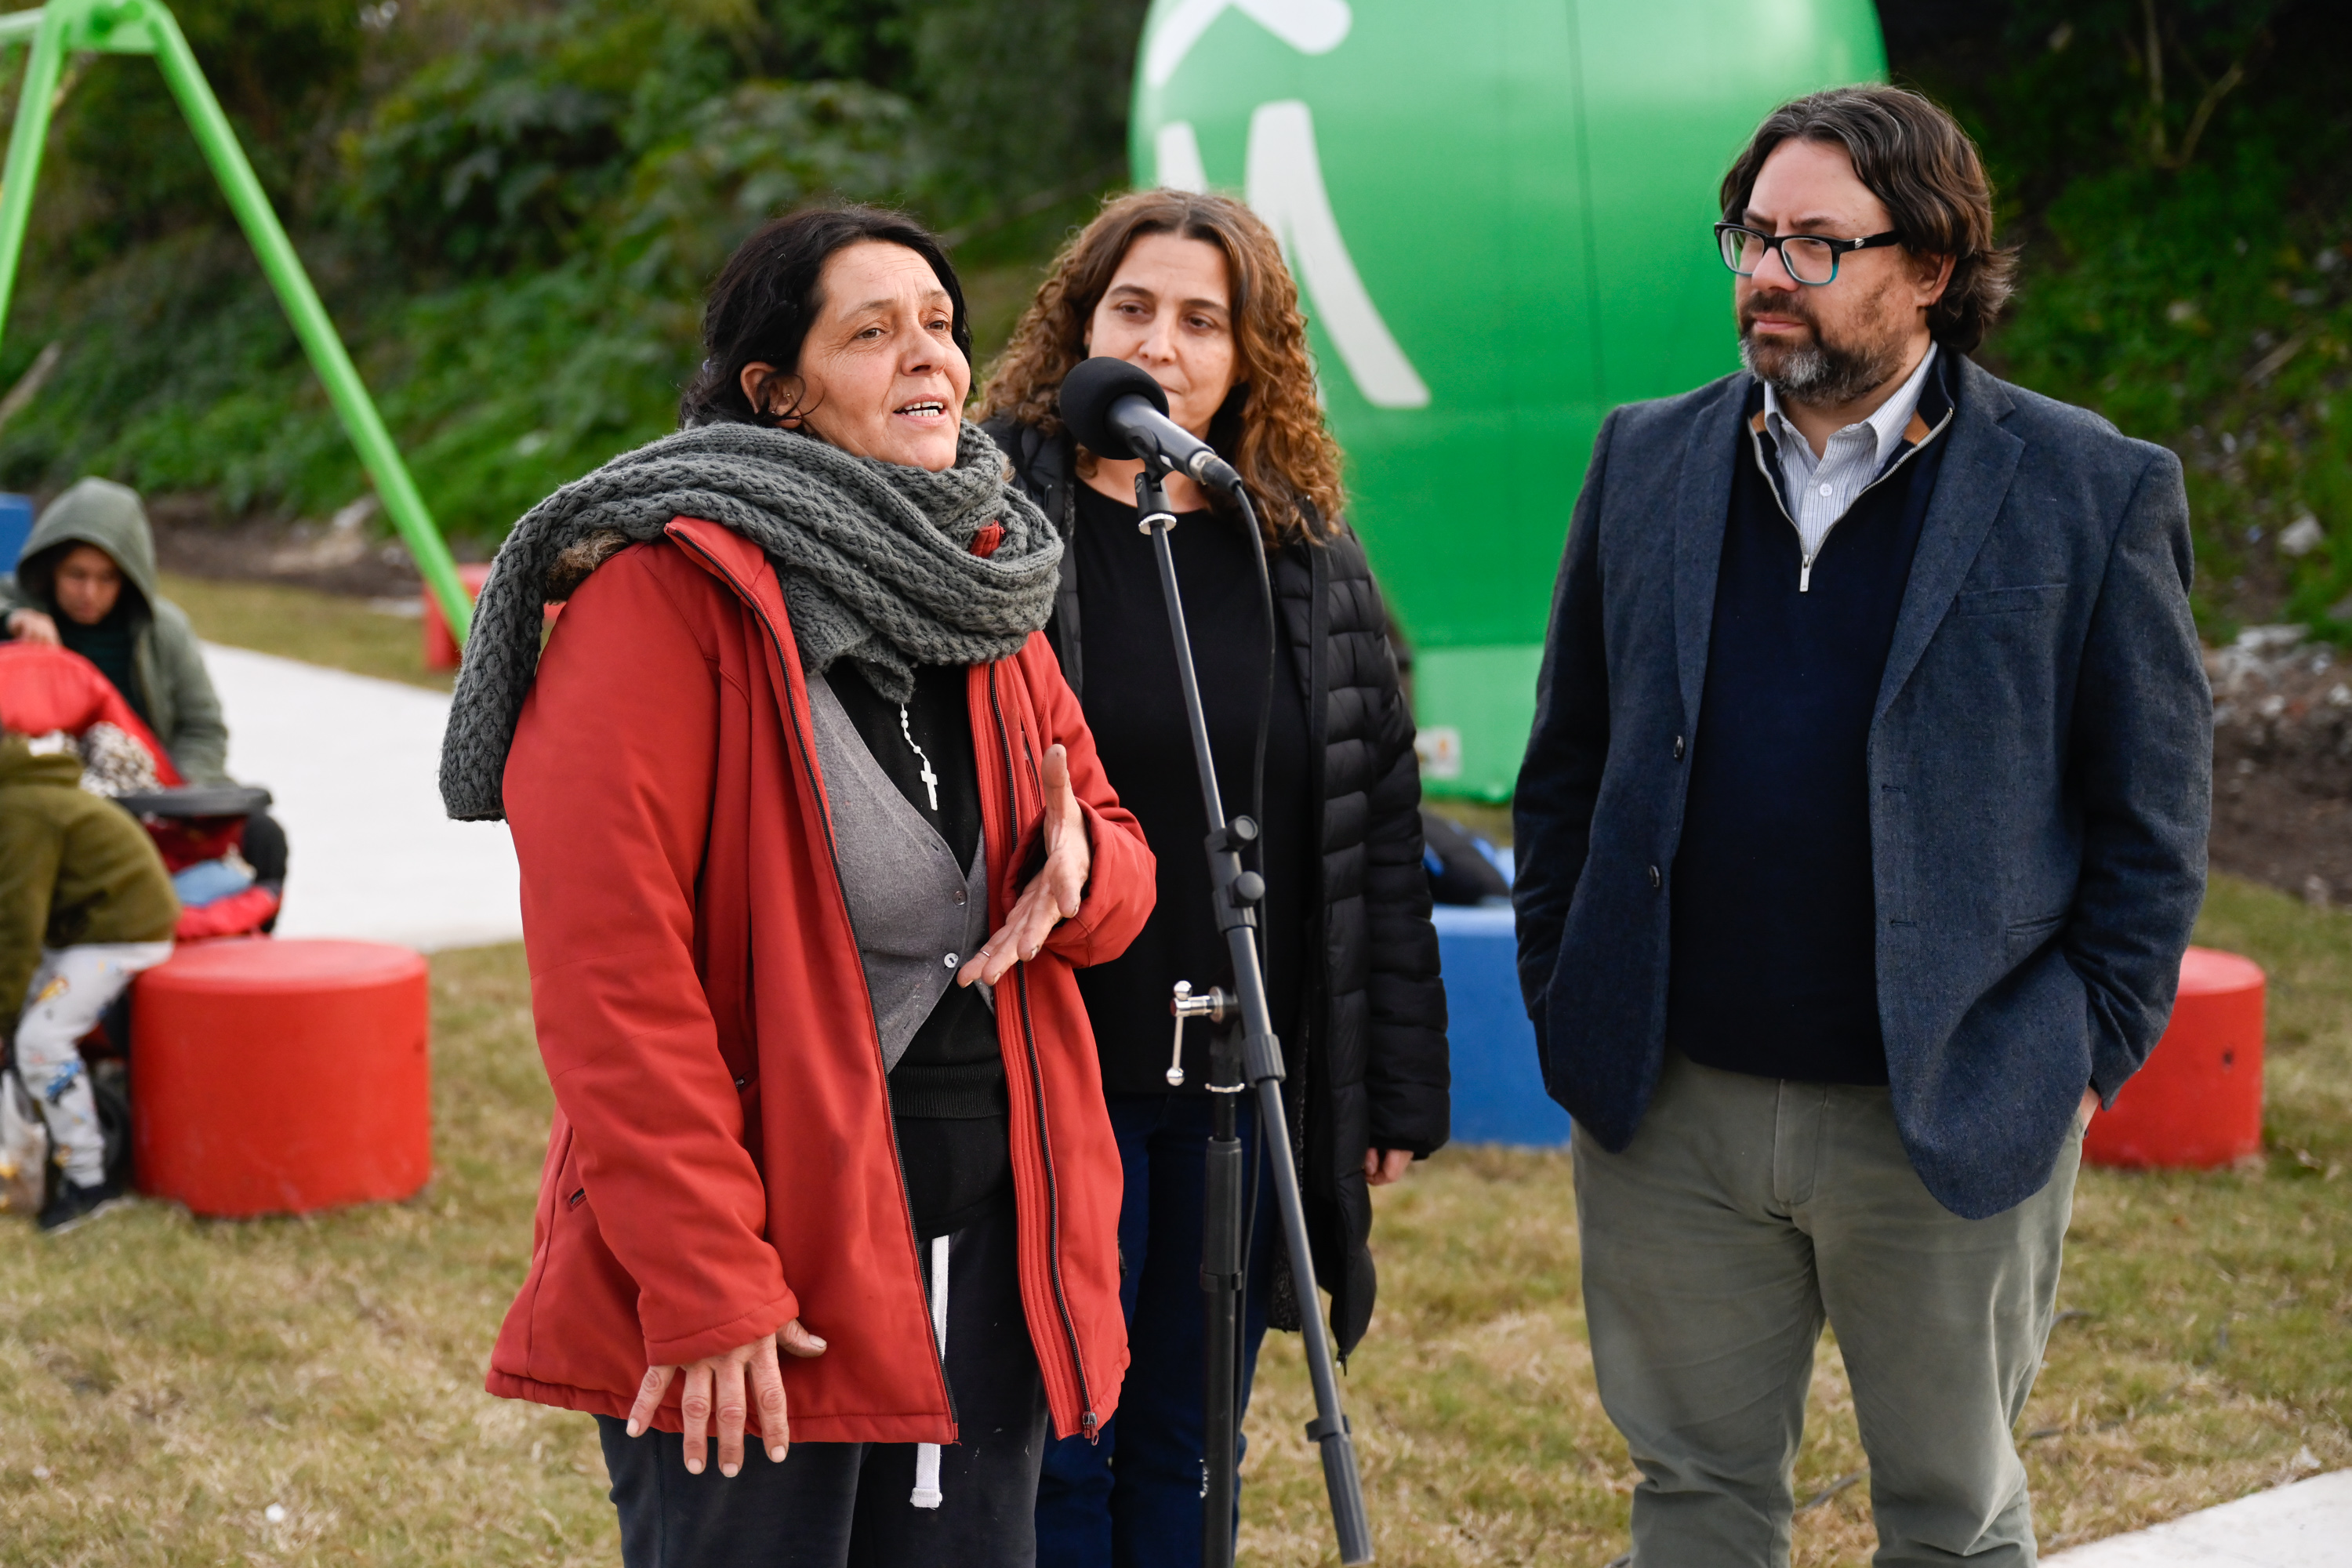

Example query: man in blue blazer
[1514,86,2209,1566]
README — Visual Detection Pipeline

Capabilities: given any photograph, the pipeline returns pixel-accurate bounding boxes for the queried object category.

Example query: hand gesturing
[959,742,1089,988]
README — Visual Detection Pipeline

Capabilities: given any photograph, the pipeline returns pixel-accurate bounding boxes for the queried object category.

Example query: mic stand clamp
[1133,460,1374,1567]
[1165,980,1235,1089]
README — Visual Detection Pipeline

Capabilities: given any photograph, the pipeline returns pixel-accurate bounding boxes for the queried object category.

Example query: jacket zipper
[667,529,955,1426]
[1751,405,1954,592]
[986,663,1097,1439]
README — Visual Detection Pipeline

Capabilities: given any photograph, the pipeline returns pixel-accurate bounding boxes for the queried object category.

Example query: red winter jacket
[488,518,1153,1446]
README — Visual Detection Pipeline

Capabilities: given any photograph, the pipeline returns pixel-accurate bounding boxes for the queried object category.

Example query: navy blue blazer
[1512,357,2212,1218]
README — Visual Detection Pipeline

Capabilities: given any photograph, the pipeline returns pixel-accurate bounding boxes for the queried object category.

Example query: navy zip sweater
[1666,358,1957,1084]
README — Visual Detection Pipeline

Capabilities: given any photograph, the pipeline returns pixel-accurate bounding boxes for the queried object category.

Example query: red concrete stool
[424,563,564,671]
[132,939,432,1216]
[422,563,492,673]
[2084,945,2264,1170]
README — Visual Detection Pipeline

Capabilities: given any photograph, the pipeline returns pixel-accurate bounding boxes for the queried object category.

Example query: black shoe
[38,1176,127,1234]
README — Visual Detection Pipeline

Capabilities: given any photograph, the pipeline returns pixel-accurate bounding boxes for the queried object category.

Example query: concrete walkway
[2045,1472,2352,1566]
[206,643,522,952]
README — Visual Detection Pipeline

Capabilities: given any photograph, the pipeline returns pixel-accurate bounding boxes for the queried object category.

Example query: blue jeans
[1035,1092,1276,1568]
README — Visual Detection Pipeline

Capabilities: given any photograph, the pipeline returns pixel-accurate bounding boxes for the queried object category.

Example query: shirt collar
[1762,341,1940,472]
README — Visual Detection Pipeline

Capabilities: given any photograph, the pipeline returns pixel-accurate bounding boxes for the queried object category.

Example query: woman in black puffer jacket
[978,188,1447,1568]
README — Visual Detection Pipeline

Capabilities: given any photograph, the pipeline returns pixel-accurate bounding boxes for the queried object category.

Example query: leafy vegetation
[1893,0,2352,637]
[0,0,1142,546]
[0,1,2343,638]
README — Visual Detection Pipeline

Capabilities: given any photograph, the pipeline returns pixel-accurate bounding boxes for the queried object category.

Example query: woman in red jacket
[439,206,1155,1568]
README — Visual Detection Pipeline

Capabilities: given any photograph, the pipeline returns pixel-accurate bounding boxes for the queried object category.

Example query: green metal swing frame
[0,0,470,638]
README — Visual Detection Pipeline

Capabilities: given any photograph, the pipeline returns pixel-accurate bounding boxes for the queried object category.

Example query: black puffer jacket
[990,418,1449,1354]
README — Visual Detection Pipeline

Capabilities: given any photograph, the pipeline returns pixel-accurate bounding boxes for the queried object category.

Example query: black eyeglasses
[1715,223,1903,285]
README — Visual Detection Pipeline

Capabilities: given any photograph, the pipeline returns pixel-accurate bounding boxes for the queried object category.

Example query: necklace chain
[898,704,941,812]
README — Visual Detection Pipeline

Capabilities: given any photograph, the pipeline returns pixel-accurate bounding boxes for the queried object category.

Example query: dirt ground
[132,503,2352,905]
[2207,628,2352,907]
[1429,626,2352,911]
[143,492,436,600]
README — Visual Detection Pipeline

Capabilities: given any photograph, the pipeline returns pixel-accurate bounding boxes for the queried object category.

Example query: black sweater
[1062,481,1313,1094]
[1667,363,1955,1084]
[988,414,1448,1356]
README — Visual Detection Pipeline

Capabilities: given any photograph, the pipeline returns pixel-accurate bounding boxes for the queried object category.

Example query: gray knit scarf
[439,419,1060,822]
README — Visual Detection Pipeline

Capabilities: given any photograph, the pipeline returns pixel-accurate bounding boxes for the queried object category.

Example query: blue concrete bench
[1430,903,1570,1147]
[0,492,32,572]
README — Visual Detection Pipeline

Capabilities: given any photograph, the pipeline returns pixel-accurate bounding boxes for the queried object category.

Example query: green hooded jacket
[0,478,229,784]
[0,731,179,1040]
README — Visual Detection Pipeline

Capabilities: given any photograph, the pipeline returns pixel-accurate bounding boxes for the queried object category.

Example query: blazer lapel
[1672,377,1748,728]
[1872,358,2024,723]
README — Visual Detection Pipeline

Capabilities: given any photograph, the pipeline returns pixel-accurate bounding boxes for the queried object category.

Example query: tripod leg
[1200,1091,1243,1568]
[1254,1079,1374,1563]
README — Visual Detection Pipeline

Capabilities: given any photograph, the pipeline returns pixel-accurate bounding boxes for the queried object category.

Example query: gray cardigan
[1512,356,2212,1219]
[804,670,992,1069]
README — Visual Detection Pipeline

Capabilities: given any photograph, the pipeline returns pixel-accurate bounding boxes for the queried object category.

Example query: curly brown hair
[975,189,1344,546]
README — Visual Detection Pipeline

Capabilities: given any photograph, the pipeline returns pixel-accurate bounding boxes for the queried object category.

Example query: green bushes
[2,0,2338,631]
[0,0,1138,546]
[1998,154,2350,632]
[1904,0,2352,637]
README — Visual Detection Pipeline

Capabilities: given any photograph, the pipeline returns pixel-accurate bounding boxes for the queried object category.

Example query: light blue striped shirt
[1762,343,1938,563]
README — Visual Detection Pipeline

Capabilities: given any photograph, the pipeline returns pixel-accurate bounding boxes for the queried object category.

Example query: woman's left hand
[1365,1149,1414,1186]
[960,742,1089,988]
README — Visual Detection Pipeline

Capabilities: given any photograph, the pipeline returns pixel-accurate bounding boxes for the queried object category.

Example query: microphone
[1058,357,1244,496]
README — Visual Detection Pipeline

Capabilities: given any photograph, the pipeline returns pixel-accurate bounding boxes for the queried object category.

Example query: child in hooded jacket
[0,728,177,1232]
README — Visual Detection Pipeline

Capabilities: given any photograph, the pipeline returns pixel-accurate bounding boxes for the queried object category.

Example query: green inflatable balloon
[1131,0,1886,798]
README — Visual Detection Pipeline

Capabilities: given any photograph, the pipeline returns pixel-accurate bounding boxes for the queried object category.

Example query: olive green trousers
[1573,1051,2082,1567]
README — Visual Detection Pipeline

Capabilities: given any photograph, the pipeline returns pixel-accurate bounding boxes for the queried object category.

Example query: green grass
[2,879,2343,1563]
[160,571,454,693]
[11,580,2348,1562]
[0,946,613,1563]
[1239,874,2352,1566]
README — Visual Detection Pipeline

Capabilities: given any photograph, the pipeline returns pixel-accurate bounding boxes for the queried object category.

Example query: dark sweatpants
[596,1198,1047,1568]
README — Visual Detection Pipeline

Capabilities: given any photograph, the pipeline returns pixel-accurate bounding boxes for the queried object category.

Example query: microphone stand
[1134,460,1373,1567]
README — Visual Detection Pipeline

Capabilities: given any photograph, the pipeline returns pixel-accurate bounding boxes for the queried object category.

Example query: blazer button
[1672,735,1686,760]
[944,953,960,968]
[953,887,967,906]
[1647,865,1662,891]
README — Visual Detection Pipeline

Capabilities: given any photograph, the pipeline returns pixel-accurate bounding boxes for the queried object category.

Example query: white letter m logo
[1156,100,1429,411]
[1243,101,1429,410]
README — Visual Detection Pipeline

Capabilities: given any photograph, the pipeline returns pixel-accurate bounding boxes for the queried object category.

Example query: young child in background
[0,728,178,1232]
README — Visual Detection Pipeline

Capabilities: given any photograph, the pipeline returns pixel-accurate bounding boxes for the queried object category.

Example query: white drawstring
[910,1233,951,1508]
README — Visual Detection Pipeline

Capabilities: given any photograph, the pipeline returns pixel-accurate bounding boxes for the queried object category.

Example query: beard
[1737,285,1912,408]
